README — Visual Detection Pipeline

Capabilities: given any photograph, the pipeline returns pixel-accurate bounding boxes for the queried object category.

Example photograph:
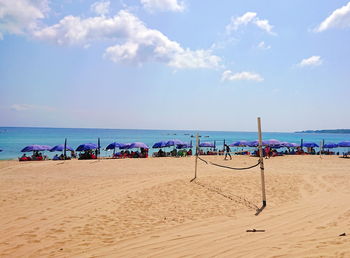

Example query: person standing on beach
[265,146,270,159]
[224,144,232,160]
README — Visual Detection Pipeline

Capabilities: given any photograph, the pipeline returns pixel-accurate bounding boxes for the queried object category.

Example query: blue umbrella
[264,139,282,147]
[106,142,125,150]
[120,143,132,149]
[338,141,350,147]
[176,142,193,149]
[0,149,2,152]
[152,141,168,148]
[166,139,185,147]
[128,142,149,149]
[281,142,299,148]
[230,140,249,147]
[76,143,98,151]
[246,141,259,147]
[21,145,52,152]
[199,142,215,148]
[50,144,74,152]
[323,143,338,148]
[303,142,319,148]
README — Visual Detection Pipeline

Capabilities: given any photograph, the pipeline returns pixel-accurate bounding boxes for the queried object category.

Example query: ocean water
[0,127,350,160]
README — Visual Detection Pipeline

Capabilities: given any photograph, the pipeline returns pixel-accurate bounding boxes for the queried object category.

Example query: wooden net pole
[257,117,267,207]
[193,133,199,181]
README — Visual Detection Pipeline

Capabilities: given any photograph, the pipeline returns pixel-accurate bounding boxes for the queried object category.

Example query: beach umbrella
[106,142,125,150]
[264,139,282,147]
[323,143,339,148]
[166,139,185,147]
[50,144,74,152]
[246,140,259,147]
[302,142,319,148]
[199,142,215,148]
[21,145,52,152]
[230,140,249,147]
[152,141,168,148]
[128,142,149,149]
[176,142,192,149]
[76,143,98,151]
[41,145,52,150]
[105,142,126,155]
[281,142,299,148]
[119,143,132,149]
[338,141,350,147]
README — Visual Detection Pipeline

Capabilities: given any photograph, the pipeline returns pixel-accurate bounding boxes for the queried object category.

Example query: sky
[0,0,350,132]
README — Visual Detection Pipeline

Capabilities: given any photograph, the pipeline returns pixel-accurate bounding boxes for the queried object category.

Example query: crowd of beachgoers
[10,138,350,161]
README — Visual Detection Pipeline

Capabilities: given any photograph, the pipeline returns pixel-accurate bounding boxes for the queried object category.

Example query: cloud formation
[315,2,350,32]
[0,0,49,39]
[34,10,220,69]
[257,41,271,50]
[298,56,323,67]
[221,70,264,82]
[90,1,110,16]
[226,12,276,35]
[140,0,185,13]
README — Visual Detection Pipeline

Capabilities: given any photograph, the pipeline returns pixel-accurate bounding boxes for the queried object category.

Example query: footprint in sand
[16,216,27,220]
[27,239,41,243]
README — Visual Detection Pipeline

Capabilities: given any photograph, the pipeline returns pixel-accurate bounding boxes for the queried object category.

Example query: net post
[64,138,67,161]
[257,117,267,207]
[192,133,199,181]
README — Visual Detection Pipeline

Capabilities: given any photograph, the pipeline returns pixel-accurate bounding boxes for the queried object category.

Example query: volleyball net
[190,117,267,215]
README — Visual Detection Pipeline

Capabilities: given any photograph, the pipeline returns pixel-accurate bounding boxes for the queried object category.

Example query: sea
[0,127,350,160]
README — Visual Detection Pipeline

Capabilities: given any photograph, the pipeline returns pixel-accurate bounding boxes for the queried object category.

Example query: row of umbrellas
[230,139,298,148]
[230,139,350,148]
[20,139,194,153]
[20,142,148,152]
[107,140,194,150]
[19,139,350,153]
[151,140,193,149]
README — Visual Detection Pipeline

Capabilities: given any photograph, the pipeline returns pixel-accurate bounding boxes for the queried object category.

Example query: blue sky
[1,0,350,132]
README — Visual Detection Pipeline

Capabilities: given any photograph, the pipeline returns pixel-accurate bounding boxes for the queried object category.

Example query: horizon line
[0,125,299,134]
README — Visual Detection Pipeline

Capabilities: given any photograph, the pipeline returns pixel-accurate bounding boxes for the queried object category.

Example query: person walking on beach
[224,144,232,160]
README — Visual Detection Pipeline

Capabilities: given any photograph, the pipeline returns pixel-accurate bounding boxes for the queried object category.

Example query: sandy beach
[0,155,349,257]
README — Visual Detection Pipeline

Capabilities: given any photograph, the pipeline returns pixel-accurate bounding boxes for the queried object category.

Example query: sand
[0,155,349,257]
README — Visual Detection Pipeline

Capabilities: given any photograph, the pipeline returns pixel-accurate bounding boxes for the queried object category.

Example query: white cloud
[298,56,323,67]
[255,19,274,34]
[0,0,49,39]
[140,0,185,13]
[315,2,350,32]
[167,49,221,69]
[226,12,257,32]
[10,104,55,112]
[257,41,271,50]
[90,1,110,16]
[226,12,276,35]
[221,70,264,82]
[34,10,220,69]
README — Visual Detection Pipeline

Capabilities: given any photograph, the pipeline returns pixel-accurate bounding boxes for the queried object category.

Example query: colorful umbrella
[76,143,98,151]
